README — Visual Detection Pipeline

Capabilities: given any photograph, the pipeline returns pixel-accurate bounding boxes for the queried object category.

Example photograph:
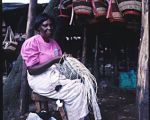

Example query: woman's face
[39,19,54,42]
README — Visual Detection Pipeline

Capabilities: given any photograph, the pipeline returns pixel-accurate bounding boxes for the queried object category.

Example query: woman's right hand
[63,52,72,59]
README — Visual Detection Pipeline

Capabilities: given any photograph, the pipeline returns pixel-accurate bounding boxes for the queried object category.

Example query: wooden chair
[31,91,68,120]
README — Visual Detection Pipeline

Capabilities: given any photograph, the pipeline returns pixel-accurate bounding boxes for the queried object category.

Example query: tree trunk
[43,0,67,42]
[19,0,37,116]
[3,55,23,119]
[136,0,149,119]
[3,1,38,118]
[19,60,30,116]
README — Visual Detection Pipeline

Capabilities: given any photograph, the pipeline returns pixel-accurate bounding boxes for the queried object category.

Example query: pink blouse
[21,35,62,67]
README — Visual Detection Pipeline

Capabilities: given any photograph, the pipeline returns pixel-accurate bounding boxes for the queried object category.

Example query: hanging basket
[116,0,142,17]
[106,0,125,23]
[91,0,107,18]
[73,0,93,16]
[2,26,18,54]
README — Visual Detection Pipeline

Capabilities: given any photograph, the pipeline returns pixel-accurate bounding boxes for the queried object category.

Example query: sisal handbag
[106,0,124,23]
[116,0,141,17]
[2,26,18,52]
[73,0,93,16]
[91,0,107,18]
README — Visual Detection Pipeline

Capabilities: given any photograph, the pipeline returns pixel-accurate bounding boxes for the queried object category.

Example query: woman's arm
[27,56,62,75]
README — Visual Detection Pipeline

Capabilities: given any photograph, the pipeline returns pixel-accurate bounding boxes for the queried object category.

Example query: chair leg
[33,98,67,120]
[41,101,49,112]
[35,101,41,113]
[58,107,68,120]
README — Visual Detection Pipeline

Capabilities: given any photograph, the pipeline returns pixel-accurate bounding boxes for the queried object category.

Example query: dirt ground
[96,87,137,120]
[3,86,137,120]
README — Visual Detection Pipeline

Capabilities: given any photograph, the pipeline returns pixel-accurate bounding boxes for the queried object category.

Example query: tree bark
[3,0,38,117]
[19,0,37,116]
[43,0,68,42]
[136,0,149,119]
[19,60,30,116]
[3,55,23,107]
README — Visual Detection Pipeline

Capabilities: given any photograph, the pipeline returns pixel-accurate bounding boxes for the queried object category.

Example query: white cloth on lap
[27,64,89,120]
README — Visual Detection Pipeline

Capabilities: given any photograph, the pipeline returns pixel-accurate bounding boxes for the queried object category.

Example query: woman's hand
[59,53,72,64]
[63,52,72,59]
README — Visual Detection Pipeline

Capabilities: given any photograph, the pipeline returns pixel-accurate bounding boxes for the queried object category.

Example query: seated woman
[21,13,101,120]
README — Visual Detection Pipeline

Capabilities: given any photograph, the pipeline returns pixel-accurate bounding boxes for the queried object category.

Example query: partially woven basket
[59,56,98,95]
[57,56,101,120]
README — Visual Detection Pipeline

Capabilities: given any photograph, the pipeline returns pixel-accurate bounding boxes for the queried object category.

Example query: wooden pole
[26,0,37,39]
[136,0,149,119]
[94,35,98,62]
[81,27,87,64]
[94,35,99,80]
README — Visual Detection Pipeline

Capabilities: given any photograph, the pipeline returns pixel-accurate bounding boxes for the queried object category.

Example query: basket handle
[106,0,113,18]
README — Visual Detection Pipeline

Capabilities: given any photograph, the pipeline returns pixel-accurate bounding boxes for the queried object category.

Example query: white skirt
[27,64,89,120]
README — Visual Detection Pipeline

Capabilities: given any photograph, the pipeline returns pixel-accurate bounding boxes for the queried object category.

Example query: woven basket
[116,0,142,16]
[91,0,107,18]
[106,0,124,23]
[73,0,93,16]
